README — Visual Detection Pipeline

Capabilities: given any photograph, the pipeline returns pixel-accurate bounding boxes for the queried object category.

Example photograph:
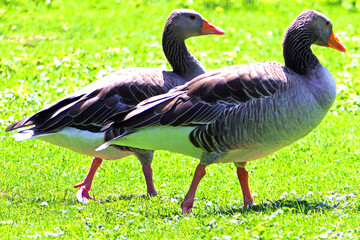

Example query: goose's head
[296,10,346,52]
[165,9,225,39]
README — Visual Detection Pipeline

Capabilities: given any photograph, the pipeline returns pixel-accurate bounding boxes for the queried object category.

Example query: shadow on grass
[7,191,351,218]
[128,198,346,219]
[99,194,150,202]
[210,199,341,216]
[83,195,349,218]
[0,189,150,205]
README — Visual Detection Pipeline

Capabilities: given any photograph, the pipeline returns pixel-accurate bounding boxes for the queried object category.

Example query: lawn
[1,0,359,239]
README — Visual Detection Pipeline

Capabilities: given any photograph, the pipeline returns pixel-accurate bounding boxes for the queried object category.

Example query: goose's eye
[190,15,195,20]
[326,21,330,26]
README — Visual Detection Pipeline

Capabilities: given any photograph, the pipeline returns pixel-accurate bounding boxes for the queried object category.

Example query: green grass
[1,0,360,239]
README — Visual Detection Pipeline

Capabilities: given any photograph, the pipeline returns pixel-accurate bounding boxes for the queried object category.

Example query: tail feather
[10,129,53,141]
[96,130,135,152]
[95,141,110,152]
[5,119,33,132]
[10,130,35,141]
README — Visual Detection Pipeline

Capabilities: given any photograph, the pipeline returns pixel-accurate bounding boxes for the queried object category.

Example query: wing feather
[116,62,286,130]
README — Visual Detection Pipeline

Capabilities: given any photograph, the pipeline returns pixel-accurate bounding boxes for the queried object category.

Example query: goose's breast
[209,79,332,164]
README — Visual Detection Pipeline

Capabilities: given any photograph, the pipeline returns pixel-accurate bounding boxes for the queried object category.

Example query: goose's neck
[162,30,205,81]
[283,27,319,74]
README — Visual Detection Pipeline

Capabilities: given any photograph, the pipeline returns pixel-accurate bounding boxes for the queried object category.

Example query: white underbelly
[38,127,132,160]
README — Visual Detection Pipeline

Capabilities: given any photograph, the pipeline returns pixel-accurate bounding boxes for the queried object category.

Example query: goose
[98,10,346,213]
[5,9,225,203]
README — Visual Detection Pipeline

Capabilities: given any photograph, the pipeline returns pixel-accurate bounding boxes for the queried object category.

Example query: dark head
[283,10,346,74]
[285,9,346,52]
[164,9,225,39]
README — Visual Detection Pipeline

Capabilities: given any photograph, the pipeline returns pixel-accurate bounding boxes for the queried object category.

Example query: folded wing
[111,62,287,131]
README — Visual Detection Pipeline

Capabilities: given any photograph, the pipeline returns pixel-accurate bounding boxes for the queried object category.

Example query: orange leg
[74,157,103,203]
[236,167,255,207]
[181,164,207,214]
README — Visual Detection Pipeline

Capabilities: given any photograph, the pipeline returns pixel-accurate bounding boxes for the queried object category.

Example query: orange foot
[74,184,96,203]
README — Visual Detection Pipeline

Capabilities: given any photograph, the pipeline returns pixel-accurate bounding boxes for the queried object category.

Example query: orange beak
[201,19,225,35]
[327,30,346,53]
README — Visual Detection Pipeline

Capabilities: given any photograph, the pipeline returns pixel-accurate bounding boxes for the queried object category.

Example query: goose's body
[101,62,336,164]
[99,10,346,213]
[5,9,225,203]
[103,63,336,163]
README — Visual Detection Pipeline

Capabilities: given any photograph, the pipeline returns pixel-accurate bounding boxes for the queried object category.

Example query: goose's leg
[235,162,255,207]
[74,157,103,203]
[134,151,157,196]
[181,164,207,214]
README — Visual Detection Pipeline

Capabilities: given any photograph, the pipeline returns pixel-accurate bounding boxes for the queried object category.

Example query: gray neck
[162,29,205,81]
[283,25,319,74]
